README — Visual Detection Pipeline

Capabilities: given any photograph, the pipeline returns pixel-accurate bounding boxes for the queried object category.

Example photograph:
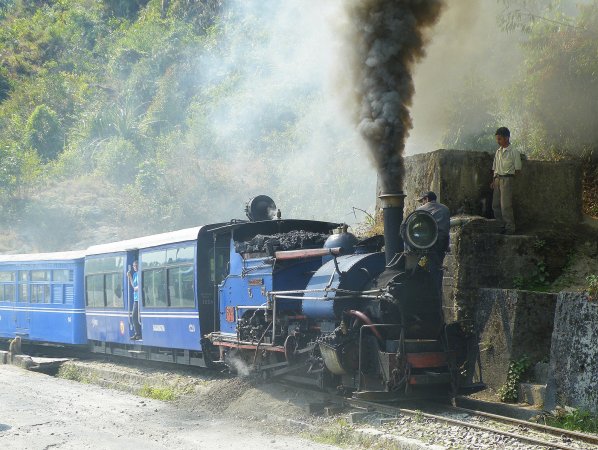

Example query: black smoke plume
[345,0,445,193]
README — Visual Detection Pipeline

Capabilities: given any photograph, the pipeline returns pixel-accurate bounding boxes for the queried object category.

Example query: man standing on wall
[492,127,522,234]
[416,191,450,296]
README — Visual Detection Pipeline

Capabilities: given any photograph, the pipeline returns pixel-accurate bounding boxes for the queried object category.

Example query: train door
[126,251,140,339]
[15,270,29,335]
[197,230,230,335]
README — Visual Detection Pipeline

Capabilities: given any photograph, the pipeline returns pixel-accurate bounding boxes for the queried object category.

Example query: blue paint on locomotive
[219,239,273,335]
[0,253,86,345]
[219,237,326,335]
[302,252,386,319]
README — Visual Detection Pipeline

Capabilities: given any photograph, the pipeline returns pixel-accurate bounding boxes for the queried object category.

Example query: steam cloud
[344,0,445,193]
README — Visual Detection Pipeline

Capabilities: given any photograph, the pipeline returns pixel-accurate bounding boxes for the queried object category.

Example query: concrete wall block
[387,150,582,231]
[518,383,546,406]
[0,350,7,364]
[476,289,557,390]
[545,293,598,413]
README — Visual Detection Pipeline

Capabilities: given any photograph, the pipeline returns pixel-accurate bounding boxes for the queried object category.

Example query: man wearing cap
[416,191,450,295]
[492,127,522,234]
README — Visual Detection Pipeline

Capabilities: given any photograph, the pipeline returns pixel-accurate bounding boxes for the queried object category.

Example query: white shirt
[493,145,522,176]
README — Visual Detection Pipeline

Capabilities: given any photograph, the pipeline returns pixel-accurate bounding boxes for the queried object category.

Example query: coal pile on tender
[235,230,329,256]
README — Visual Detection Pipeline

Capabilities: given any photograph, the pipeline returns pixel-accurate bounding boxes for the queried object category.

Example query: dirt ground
[0,364,339,450]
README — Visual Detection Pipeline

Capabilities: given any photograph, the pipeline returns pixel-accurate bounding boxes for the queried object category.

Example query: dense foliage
[0,0,373,251]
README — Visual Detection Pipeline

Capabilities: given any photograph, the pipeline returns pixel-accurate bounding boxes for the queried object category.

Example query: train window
[86,256,124,274]
[166,246,195,264]
[209,247,229,284]
[53,270,71,282]
[3,285,15,302]
[0,271,15,282]
[168,265,194,308]
[31,270,50,282]
[19,284,28,302]
[142,250,166,269]
[31,285,51,304]
[142,268,167,307]
[105,273,123,308]
[19,271,28,282]
[86,274,105,307]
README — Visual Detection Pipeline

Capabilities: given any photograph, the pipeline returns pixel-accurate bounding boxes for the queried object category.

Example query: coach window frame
[85,255,125,309]
[141,244,195,309]
[30,270,51,304]
[0,271,16,303]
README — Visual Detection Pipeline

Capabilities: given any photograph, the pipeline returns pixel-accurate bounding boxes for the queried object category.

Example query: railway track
[343,397,598,450]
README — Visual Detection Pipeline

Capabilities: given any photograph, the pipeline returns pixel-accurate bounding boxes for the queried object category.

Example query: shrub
[94,137,140,185]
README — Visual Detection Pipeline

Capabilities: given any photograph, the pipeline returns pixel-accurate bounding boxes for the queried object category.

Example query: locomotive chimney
[378,192,406,265]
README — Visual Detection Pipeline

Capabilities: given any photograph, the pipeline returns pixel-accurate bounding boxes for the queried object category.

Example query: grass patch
[57,364,97,384]
[544,407,598,434]
[138,384,178,401]
[58,364,83,382]
[309,419,354,447]
[306,418,390,449]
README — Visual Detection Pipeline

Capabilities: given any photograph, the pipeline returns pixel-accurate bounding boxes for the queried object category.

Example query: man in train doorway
[416,191,450,297]
[492,127,522,234]
[128,260,142,340]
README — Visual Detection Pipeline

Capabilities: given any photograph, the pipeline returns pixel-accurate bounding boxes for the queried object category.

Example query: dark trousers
[132,301,141,337]
[428,236,449,299]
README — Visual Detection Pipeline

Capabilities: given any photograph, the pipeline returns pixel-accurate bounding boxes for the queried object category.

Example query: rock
[545,292,598,413]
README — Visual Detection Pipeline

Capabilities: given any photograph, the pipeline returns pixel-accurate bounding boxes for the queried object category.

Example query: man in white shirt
[492,127,522,234]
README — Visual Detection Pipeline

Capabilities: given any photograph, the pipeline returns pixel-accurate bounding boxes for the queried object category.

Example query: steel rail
[343,398,584,450]
[444,404,598,447]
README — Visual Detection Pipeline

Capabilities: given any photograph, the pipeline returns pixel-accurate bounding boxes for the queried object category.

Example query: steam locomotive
[0,194,476,400]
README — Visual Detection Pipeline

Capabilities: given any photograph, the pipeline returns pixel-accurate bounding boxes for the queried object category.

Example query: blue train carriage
[85,227,216,366]
[0,251,86,345]
[205,217,343,370]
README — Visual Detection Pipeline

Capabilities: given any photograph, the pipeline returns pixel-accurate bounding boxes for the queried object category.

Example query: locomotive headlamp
[245,195,277,222]
[402,210,438,250]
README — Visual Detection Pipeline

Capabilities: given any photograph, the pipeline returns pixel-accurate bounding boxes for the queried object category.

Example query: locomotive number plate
[225,306,235,322]
[248,278,263,286]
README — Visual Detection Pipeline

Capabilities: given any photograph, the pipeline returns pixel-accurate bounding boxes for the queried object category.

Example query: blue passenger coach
[85,228,205,362]
[0,251,86,344]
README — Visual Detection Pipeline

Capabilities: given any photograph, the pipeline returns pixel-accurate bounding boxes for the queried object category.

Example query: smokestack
[378,192,406,265]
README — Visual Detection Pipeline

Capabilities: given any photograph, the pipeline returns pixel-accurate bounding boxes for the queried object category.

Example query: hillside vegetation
[0,0,373,252]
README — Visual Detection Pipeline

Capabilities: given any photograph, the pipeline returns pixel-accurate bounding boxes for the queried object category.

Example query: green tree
[25,104,63,162]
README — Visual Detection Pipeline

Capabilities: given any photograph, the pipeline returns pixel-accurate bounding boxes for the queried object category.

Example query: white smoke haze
[188,0,376,225]
[227,353,251,377]
[408,0,523,154]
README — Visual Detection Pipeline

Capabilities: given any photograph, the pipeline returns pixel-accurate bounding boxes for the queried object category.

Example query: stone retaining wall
[379,149,583,231]
[545,293,598,413]
[476,289,557,390]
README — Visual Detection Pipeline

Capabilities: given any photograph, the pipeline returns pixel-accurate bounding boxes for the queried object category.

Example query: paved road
[0,365,336,450]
